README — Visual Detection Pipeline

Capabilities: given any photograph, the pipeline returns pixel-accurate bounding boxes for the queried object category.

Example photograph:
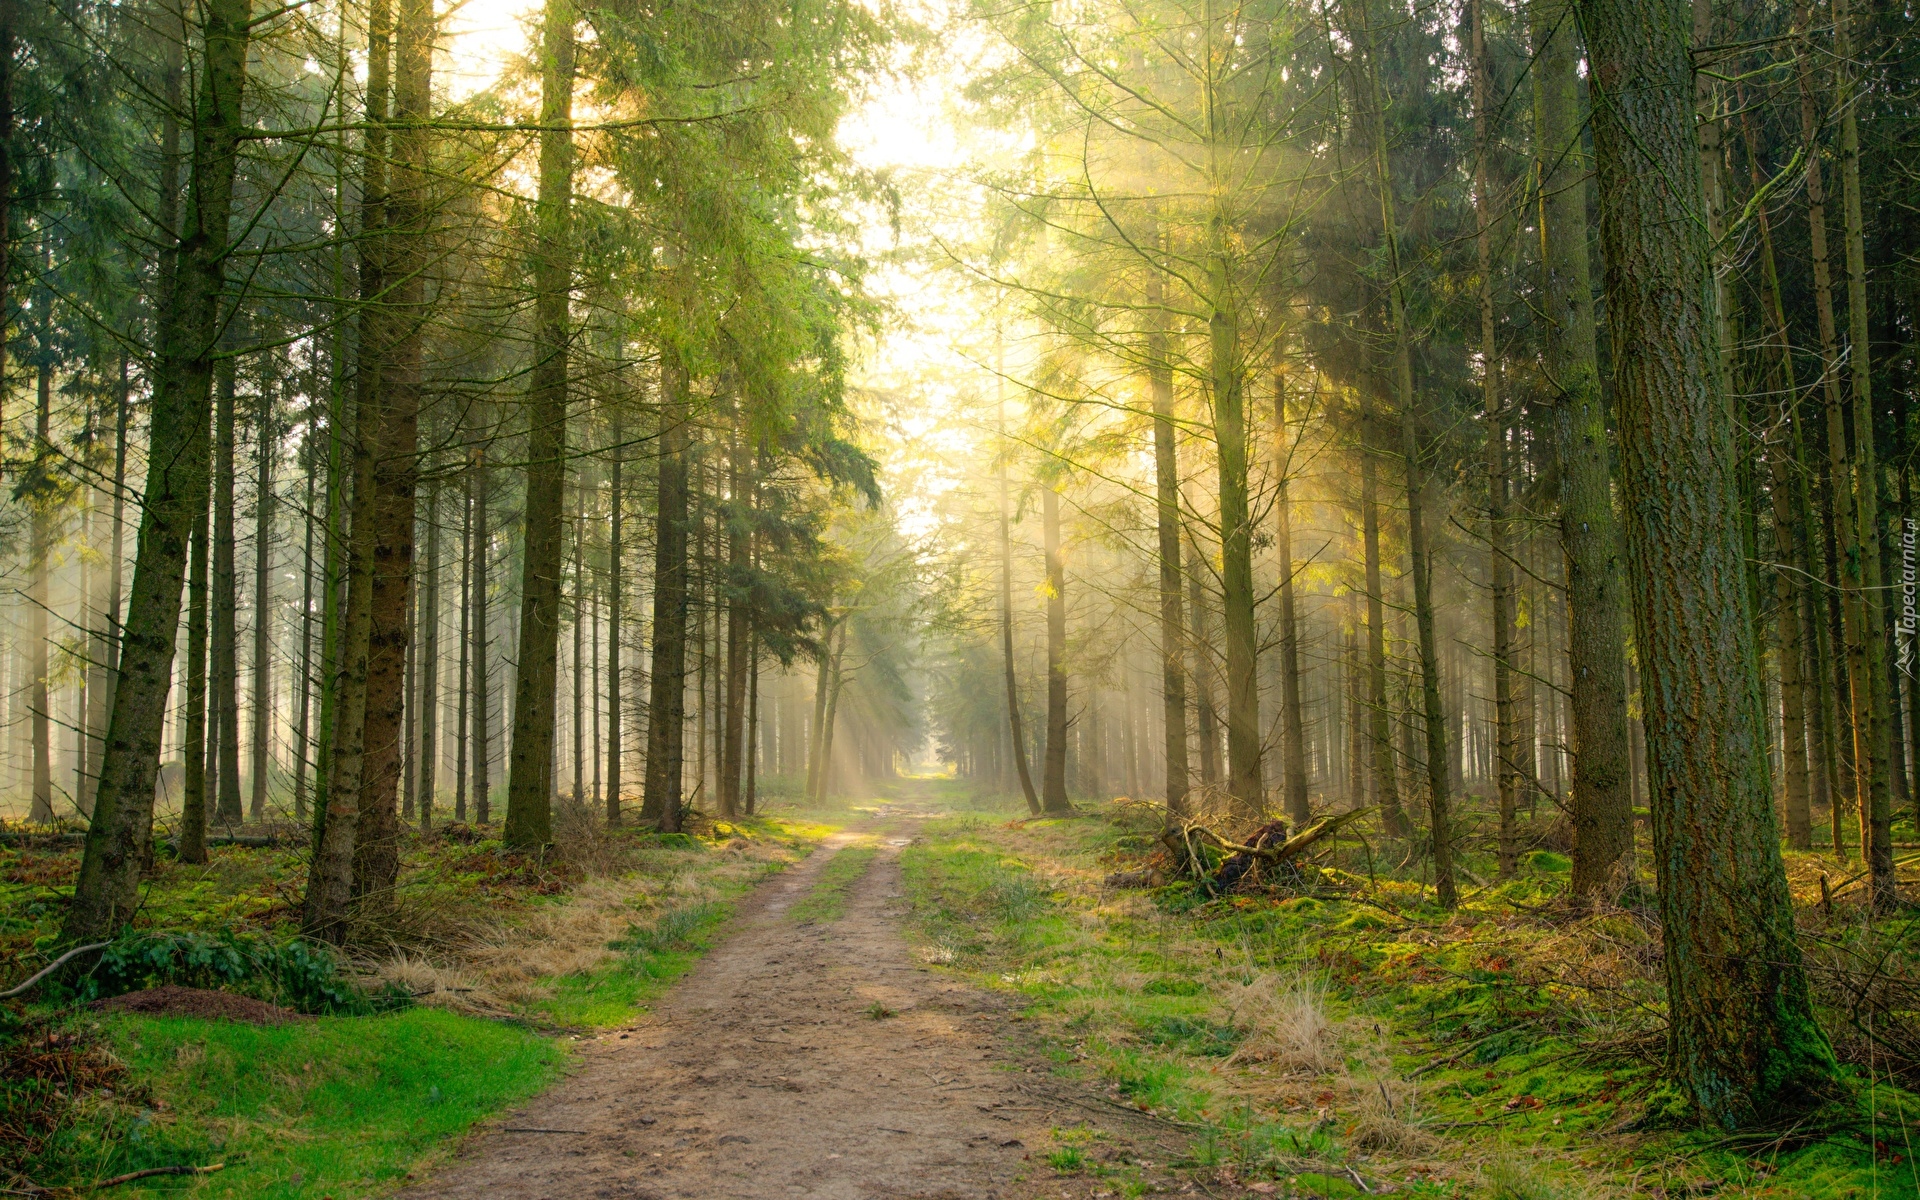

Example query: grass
[786,845,877,925]
[0,810,832,1197]
[28,1008,562,1198]
[900,794,1920,1199]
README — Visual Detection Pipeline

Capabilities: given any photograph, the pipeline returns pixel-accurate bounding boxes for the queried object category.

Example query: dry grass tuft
[1221,970,1337,1074]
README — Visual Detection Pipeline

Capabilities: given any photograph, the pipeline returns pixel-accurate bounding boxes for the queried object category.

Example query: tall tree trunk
[720,422,750,818]
[571,482,585,802]
[471,443,491,824]
[1273,373,1309,828]
[1578,0,1837,1124]
[1742,106,1816,850]
[997,389,1041,814]
[1831,0,1893,908]
[1041,485,1071,812]
[250,378,274,820]
[806,617,837,802]
[1533,0,1633,894]
[504,0,574,849]
[27,355,51,822]
[418,484,439,829]
[1209,258,1264,819]
[1351,0,1446,889]
[212,355,242,825]
[64,0,253,943]
[454,480,471,821]
[352,0,431,895]
[304,0,392,938]
[293,422,318,823]
[1188,541,1221,789]
[1360,425,1406,836]
[180,502,211,864]
[606,410,623,824]
[1478,0,1517,876]
[642,363,690,832]
[1146,271,1189,819]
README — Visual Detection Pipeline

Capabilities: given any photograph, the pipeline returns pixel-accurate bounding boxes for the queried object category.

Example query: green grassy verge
[3,815,829,1197]
[902,805,1920,1200]
[38,1008,560,1198]
[787,846,877,925]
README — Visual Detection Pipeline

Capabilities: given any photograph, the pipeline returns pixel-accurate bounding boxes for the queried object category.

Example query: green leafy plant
[67,931,407,1015]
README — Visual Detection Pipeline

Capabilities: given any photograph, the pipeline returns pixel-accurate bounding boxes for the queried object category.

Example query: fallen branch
[92,1165,225,1191]
[0,943,111,1000]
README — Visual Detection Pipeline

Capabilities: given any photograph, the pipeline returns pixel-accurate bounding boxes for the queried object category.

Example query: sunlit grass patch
[787,846,878,925]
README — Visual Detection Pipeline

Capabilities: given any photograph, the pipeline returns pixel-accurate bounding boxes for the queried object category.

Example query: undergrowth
[901,789,1920,1199]
[0,808,827,1197]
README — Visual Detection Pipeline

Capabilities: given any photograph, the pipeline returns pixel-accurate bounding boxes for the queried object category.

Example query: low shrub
[63,931,408,1015]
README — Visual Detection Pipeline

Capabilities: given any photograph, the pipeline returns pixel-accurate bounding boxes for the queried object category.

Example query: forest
[0,0,1911,1189]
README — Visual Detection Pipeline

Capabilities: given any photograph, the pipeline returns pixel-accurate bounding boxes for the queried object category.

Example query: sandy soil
[399,807,1187,1200]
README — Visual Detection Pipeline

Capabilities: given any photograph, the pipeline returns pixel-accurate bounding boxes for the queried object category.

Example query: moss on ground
[899,788,1920,1199]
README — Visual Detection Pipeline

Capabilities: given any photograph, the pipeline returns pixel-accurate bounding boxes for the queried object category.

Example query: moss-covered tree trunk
[1530,0,1633,894]
[1577,0,1837,1126]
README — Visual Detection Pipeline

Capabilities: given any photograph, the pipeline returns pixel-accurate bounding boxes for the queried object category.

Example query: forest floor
[393,798,1188,1200]
[2,781,1915,1199]
[890,782,1920,1200]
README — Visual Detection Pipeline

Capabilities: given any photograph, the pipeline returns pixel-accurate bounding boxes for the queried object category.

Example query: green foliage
[69,931,407,1016]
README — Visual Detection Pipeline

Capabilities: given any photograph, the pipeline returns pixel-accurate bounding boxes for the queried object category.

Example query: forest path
[399,784,1185,1200]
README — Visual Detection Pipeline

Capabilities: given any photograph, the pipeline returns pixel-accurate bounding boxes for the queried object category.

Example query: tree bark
[472,442,491,824]
[997,387,1041,814]
[180,502,212,864]
[1477,0,1517,876]
[1041,485,1071,812]
[305,0,392,938]
[606,408,623,824]
[27,355,50,822]
[1741,107,1815,850]
[249,378,274,821]
[1831,0,1893,908]
[1273,374,1309,829]
[1357,446,1406,839]
[352,0,430,893]
[212,355,242,825]
[1578,0,1837,1124]
[642,363,690,831]
[63,0,254,943]
[419,484,439,828]
[720,421,750,818]
[504,0,574,849]
[1146,271,1189,819]
[1532,0,1634,895]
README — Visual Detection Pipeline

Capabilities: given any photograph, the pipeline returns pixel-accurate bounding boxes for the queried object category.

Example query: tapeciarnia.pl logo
[1901,518,1917,677]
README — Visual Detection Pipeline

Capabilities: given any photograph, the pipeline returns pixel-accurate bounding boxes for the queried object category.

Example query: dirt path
[401,800,1186,1200]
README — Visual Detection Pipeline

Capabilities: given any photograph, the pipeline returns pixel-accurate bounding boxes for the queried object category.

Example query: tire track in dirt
[399,804,1188,1200]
